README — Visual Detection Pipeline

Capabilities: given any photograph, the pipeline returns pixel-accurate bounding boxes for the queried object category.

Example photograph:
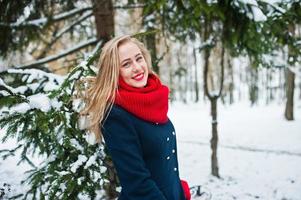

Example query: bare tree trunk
[193,48,199,102]
[279,67,285,102]
[299,78,301,100]
[285,68,295,120]
[285,24,295,121]
[249,66,258,105]
[92,0,114,41]
[265,68,271,104]
[202,21,224,178]
[210,98,219,177]
[228,56,234,104]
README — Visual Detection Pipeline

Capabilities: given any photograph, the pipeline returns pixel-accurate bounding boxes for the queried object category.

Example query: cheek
[142,61,149,71]
[119,68,131,80]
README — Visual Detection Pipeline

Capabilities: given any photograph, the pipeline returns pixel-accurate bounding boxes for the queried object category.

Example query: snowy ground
[1,101,301,200]
[170,101,301,200]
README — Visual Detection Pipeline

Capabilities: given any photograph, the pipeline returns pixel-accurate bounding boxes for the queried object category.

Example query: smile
[132,73,144,81]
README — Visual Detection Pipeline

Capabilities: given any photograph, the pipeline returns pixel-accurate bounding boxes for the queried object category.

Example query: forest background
[0,0,300,199]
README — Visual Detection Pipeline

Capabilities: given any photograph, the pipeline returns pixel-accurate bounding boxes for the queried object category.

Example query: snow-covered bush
[0,47,119,199]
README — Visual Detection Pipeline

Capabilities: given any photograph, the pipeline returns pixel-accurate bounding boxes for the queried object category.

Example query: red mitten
[181,179,191,200]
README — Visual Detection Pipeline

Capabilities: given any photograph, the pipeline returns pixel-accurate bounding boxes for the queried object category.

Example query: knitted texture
[115,74,169,123]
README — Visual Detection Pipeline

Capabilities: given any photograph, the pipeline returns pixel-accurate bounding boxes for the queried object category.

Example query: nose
[132,60,142,72]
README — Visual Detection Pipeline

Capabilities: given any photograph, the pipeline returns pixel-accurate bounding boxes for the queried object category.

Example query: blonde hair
[81,35,153,142]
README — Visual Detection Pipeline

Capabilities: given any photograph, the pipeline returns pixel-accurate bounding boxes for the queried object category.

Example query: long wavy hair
[81,35,153,142]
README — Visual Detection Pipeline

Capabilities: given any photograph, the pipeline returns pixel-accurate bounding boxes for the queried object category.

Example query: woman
[83,35,190,200]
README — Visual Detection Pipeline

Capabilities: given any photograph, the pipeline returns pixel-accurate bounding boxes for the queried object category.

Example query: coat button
[155,122,159,125]
[166,156,170,160]
[167,137,170,141]
[172,149,175,153]
[174,167,177,171]
[172,131,175,135]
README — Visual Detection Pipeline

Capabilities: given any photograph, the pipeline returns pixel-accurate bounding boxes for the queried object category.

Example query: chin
[132,79,147,88]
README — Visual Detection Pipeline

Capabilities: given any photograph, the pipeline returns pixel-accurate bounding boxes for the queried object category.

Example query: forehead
[118,41,142,61]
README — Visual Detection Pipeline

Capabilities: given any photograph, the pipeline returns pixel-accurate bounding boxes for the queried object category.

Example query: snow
[70,155,88,173]
[251,6,267,21]
[7,68,65,90]
[10,103,31,114]
[235,0,268,22]
[0,77,19,95]
[84,132,97,145]
[84,152,98,169]
[100,166,107,174]
[1,6,92,27]
[259,0,286,14]
[70,138,84,152]
[50,98,63,110]
[27,94,51,112]
[6,93,53,114]
[169,101,301,200]
[234,0,297,21]
[1,101,301,199]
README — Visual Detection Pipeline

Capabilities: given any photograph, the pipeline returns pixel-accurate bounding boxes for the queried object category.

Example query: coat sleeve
[102,108,167,200]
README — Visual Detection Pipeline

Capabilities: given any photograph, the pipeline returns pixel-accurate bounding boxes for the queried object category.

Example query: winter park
[0,1,301,200]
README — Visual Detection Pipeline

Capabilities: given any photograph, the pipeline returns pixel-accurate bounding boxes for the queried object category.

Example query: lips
[132,73,144,81]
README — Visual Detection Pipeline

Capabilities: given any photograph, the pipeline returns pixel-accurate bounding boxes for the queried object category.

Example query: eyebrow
[121,53,143,64]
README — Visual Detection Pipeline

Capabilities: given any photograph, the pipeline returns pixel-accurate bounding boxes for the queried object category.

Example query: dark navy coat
[102,105,186,200]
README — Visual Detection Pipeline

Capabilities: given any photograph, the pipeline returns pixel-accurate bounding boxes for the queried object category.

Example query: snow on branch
[8,68,65,85]
[113,4,145,9]
[259,0,286,14]
[12,38,98,69]
[234,0,267,22]
[0,78,19,95]
[0,6,92,28]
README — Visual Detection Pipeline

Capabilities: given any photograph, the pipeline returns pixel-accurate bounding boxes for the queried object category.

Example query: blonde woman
[83,35,191,200]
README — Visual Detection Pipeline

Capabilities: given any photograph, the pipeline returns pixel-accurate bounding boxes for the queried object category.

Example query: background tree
[0,0,141,72]
[139,0,301,177]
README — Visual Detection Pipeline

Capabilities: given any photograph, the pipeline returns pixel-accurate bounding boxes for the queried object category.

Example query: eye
[137,56,143,62]
[122,62,131,68]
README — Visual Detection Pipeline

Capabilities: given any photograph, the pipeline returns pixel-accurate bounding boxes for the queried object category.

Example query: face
[118,41,149,88]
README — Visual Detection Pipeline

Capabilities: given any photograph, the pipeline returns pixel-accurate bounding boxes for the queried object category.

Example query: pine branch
[0,38,110,198]
[10,38,98,69]
[0,6,92,28]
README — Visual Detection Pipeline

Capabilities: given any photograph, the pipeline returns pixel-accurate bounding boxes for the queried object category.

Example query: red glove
[181,179,191,200]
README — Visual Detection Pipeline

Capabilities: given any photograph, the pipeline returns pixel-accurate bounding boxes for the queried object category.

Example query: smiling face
[118,41,149,88]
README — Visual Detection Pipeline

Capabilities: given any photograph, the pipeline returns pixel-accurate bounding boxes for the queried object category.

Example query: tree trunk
[202,24,223,178]
[145,31,159,74]
[228,56,234,104]
[210,98,220,178]
[285,24,295,120]
[299,79,301,100]
[249,66,258,105]
[92,0,114,41]
[207,43,224,178]
[285,68,295,120]
[193,48,199,102]
[91,0,117,198]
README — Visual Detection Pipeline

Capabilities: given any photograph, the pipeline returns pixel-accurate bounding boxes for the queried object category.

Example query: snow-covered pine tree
[0,42,120,199]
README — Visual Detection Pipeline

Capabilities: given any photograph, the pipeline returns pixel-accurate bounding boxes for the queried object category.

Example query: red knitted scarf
[114,74,169,124]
